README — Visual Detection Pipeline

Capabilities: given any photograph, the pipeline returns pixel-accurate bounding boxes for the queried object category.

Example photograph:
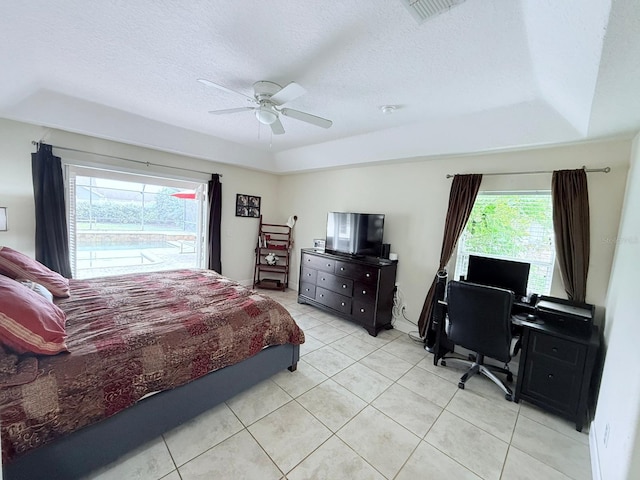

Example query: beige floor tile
[425,411,508,480]
[90,437,175,480]
[248,401,332,474]
[325,317,364,334]
[458,371,520,412]
[501,446,573,480]
[163,403,244,466]
[350,328,400,347]
[397,366,458,408]
[396,441,481,480]
[372,383,443,438]
[226,380,292,426]
[159,471,181,480]
[271,360,328,398]
[291,313,324,330]
[297,379,367,431]
[511,415,592,480]
[446,389,518,442]
[416,353,473,383]
[287,436,385,480]
[337,406,420,479]
[330,335,379,360]
[178,430,281,480]
[305,323,350,343]
[381,336,429,365]
[518,402,589,445]
[359,349,413,381]
[299,334,325,356]
[332,362,394,402]
[302,345,356,376]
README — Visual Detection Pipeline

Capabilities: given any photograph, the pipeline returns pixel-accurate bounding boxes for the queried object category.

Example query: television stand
[298,248,397,336]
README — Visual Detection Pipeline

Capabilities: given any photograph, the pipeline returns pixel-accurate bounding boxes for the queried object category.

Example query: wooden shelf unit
[253,216,293,291]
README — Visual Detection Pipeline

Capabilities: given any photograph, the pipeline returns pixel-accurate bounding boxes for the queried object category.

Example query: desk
[432,300,600,431]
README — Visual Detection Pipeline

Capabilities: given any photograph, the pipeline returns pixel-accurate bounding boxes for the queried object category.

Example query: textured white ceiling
[1,0,638,173]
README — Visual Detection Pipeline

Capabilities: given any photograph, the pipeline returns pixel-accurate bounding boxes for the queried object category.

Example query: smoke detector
[400,0,468,24]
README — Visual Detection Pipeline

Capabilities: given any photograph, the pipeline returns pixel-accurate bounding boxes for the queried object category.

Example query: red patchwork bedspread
[0,269,304,463]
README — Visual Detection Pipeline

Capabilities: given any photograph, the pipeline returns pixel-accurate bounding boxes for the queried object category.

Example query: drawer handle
[341,302,346,306]
[340,267,345,271]
[320,294,324,298]
[307,273,311,277]
[321,277,326,281]
[365,273,371,278]
[307,258,311,262]
[552,347,558,353]
[305,288,310,292]
[327,263,331,267]
[360,308,365,313]
[362,290,367,294]
[342,284,347,288]
[548,374,554,379]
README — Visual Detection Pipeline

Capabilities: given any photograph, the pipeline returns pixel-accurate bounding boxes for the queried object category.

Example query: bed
[0,268,304,479]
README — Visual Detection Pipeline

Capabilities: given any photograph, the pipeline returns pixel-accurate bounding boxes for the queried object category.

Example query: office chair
[444,280,516,401]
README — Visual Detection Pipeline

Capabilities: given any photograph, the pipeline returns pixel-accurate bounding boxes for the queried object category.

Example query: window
[454,192,555,295]
[66,165,208,279]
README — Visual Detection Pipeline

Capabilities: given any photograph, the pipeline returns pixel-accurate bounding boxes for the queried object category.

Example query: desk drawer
[335,261,378,285]
[301,253,335,273]
[316,271,353,296]
[300,267,317,284]
[299,282,316,299]
[521,355,581,415]
[530,331,584,366]
[315,287,352,314]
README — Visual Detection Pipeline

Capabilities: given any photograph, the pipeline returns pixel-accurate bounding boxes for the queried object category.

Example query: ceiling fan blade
[208,107,254,115]
[270,82,306,105]
[271,117,285,135]
[198,79,255,103]
[280,108,333,129]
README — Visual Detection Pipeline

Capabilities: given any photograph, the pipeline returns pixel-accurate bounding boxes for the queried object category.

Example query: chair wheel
[506,372,514,383]
[458,382,465,389]
[440,360,447,367]
[505,393,513,402]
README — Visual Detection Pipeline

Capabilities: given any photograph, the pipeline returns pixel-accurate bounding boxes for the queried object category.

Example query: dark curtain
[207,174,222,273]
[418,174,483,345]
[552,169,590,302]
[31,143,72,278]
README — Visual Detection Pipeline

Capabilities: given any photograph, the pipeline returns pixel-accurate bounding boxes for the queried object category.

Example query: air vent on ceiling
[400,0,468,24]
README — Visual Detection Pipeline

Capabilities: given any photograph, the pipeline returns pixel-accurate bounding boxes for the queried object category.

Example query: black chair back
[447,281,515,363]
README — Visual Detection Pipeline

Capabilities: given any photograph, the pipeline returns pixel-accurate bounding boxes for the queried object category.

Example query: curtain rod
[445,165,610,179]
[31,141,222,177]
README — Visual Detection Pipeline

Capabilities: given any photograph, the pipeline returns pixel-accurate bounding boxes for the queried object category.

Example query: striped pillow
[0,276,68,355]
[0,246,70,297]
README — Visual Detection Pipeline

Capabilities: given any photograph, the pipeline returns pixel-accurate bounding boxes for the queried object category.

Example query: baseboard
[589,420,602,480]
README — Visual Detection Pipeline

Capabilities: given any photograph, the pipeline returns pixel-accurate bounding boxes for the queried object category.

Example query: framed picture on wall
[0,207,6,231]
[236,194,260,217]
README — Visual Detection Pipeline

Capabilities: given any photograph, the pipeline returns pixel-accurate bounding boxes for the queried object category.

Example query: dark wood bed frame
[3,343,299,480]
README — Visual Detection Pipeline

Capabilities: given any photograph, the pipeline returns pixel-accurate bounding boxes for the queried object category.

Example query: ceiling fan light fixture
[256,105,278,125]
[380,105,397,115]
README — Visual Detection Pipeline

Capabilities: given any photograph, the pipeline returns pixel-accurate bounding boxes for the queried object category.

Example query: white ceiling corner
[0,0,637,174]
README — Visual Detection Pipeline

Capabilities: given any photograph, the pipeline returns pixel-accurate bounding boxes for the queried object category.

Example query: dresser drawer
[335,260,378,285]
[299,282,316,299]
[353,282,377,303]
[315,287,352,314]
[530,331,585,366]
[521,355,581,415]
[301,253,335,273]
[316,271,353,295]
[352,298,375,324]
[300,267,317,284]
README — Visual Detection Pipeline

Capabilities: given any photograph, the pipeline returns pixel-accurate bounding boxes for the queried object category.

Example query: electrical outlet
[604,423,610,448]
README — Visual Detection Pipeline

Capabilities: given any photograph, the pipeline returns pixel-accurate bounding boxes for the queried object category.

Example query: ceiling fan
[198,78,332,135]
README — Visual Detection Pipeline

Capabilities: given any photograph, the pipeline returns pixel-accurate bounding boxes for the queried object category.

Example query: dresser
[515,321,600,431]
[298,248,397,336]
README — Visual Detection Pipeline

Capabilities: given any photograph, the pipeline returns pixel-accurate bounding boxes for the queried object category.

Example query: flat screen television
[325,212,385,257]
[466,255,531,298]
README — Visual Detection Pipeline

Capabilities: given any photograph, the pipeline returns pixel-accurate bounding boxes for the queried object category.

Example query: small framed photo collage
[236,194,261,218]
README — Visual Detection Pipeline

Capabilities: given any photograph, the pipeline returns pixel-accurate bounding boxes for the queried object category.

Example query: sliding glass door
[66,165,208,279]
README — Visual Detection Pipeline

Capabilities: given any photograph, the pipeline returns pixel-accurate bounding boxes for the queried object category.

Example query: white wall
[0,118,280,283]
[592,133,640,480]
[278,139,630,333]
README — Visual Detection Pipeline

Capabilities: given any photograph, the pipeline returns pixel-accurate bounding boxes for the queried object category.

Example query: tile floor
[89,289,592,480]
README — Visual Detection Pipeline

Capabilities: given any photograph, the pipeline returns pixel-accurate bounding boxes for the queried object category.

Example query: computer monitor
[466,255,531,299]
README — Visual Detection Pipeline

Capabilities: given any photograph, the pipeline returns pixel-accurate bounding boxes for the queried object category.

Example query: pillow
[0,276,68,355]
[0,246,70,297]
[16,279,54,303]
